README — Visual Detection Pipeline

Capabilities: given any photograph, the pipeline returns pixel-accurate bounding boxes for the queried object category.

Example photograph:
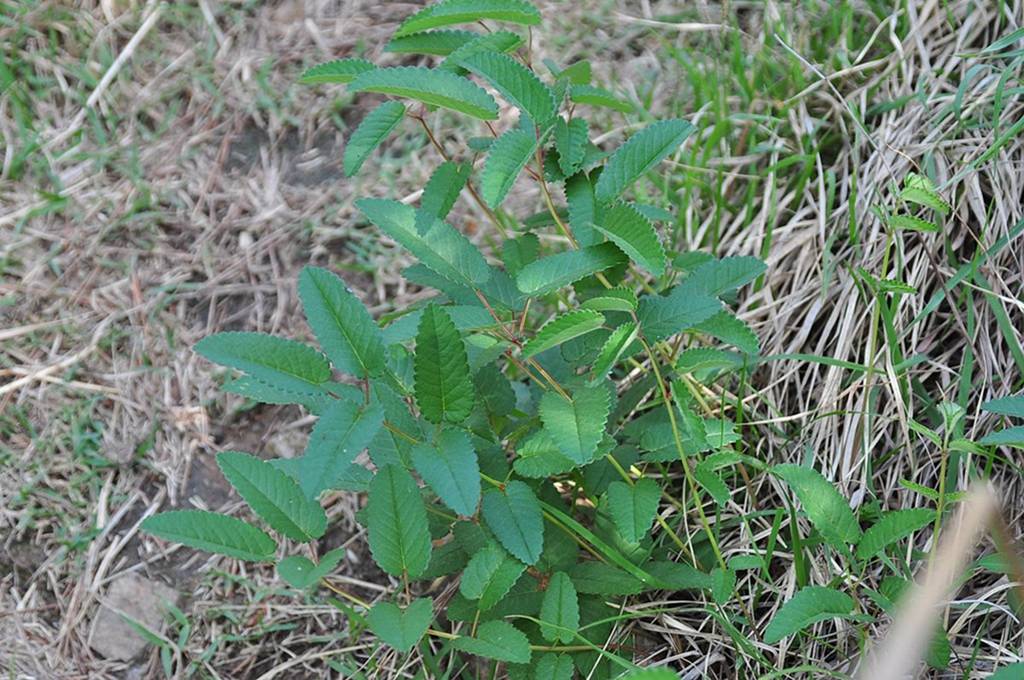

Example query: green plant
[135,1,1022,676]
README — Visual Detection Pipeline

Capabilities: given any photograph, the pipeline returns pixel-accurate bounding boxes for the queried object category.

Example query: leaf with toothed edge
[349,66,499,120]
[516,243,626,296]
[459,543,526,610]
[142,511,277,562]
[414,305,475,424]
[367,597,434,652]
[480,127,538,208]
[555,117,589,176]
[593,201,667,277]
[452,620,532,663]
[299,58,374,84]
[343,101,405,177]
[540,384,610,464]
[539,571,579,643]
[194,332,331,397]
[366,465,432,578]
[594,119,695,203]
[522,309,605,358]
[410,428,480,515]
[394,0,541,37]
[481,481,544,564]
[763,586,855,644]
[454,49,557,126]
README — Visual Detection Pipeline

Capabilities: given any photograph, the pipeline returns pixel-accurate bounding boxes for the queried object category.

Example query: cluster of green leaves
[137,0,1020,676]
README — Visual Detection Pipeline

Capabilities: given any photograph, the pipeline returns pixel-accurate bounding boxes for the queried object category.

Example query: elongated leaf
[888,213,939,232]
[516,243,626,296]
[222,375,332,413]
[513,430,577,478]
[540,384,610,464]
[297,397,384,498]
[385,29,480,56]
[277,547,346,588]
[299,58,374,84]
[581,287,637,312]
[568,561,643,595]
[555,117,588,176]
[502,232,540,276]
[773,464,862,548]
[763,586,855,644]
[594,119,695,203]
[681,256,766,296]
[981,393,1024,417]
[460,543,526,610]
[350,66,498,119]
[411,428,480,515]
[570,84,631,113]
[637,290,721,341]
[195,332,330,396]
[142,510,276,562]
[565,171,600,246]
[594,201,667,277]
[343,101,405,177]
[367,597,434,652]
[990,663,1024,680]
[901,173,951,215]
[299,266,386,379]
[455,50,556,125]
[535,654,575,680]
[481,480,544,564]
[606,478,660,545]
[591,321,639,383]
[856,508,934,560]
[979,426,1024,447]
[217,451,326,542]
[694,311,760,355]
[616,670,681,680]
[480,127,537,208]
[367,465,432,578]
[522,309,605,358]
[395,0,541,37]
[440,30,523,73]
[452,620,531,664]
[414,305,475,424]
[540,571,579,643]
[416,161,470,233]
[357,198,493,289]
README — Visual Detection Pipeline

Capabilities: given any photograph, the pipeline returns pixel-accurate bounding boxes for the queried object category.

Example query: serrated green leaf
[555,117,588,175]
[385,29,480,56]
[522,309,605,358]
[990,663,1024,679]
[568,561,643,595]
[534,654,575,680]
[455,50,556,125]
[299,266,386,379]
[516,243,626,296]
[888,213,939,232]
[580,287,637,312]
[411,428,480,515]
[395,0,541,37]
[694,311,760,355]
[763,586,855,644]
[773,464,862,549]
[416,161,470,233]
[299,58,374,84]
[350,66,498,119]
[342,101,405,177]
[594,119,694,203]
[195,332,331,396]
[297,397,384,498]
[367,465,432,578]
[695,463,730,506]
[637,290,721,341]
[676,348,743,374]
[681,255,766,296]
[979,426,1024,447]
[357,198,493,289]
[901,173,951,215]
[856,508,934,560]
[142,510,277,562]
[540,384,610,464]
[569,84,631,112]
[217,451,326,542]
[480,127,537,208]
[594,201,667,277]
[222,375,332,413]
[414,305,475,424]
[539,572,579,643]
[481,480,544,564]
[981,393,1024,417]
[645,560,712,590]
[606,478,660,545]
[617,670,682,680]
[502,232,540,276]
[367,597,434,652]
[590,321,638,383]
[460,543,526,610]
[439,30,523,73]
[277,547,346,588]
[513,430,577,478]
[452,620,531,663]
[564,171,601,246]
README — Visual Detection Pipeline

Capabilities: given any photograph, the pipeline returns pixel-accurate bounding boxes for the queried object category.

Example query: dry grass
[1,0,1022,678]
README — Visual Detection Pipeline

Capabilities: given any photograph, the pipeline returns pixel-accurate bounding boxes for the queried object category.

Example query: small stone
[89,574,180,661]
